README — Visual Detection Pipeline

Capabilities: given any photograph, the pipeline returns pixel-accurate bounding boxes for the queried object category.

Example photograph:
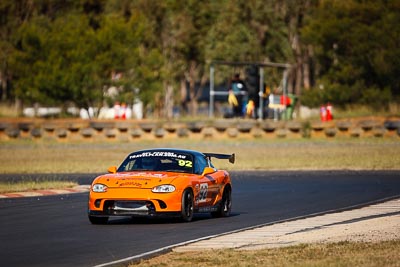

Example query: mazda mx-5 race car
[88,148,234,224]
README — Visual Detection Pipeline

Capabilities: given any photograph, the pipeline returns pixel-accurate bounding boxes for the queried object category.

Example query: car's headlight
[92,184,108,193]
[152,185,176,193]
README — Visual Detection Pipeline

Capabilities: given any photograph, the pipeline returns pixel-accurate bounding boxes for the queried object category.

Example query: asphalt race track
[1,170,400,267]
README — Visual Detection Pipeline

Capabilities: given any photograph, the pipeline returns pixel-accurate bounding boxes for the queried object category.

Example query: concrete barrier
[0,118,399,142]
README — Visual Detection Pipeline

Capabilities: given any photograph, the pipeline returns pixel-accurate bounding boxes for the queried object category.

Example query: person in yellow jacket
[229,73,247,117]
[246,99,255,118]
[228,91,238,107]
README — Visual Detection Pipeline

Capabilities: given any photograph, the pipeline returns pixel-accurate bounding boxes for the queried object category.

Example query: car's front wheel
[181,189,194,222]
[88,215,108,225]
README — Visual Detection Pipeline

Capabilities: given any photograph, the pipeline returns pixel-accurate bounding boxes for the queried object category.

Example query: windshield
[117,151,194,174]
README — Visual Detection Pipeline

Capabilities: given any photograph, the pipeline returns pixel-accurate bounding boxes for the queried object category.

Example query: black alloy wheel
[181,189,194,222]
[212,187,232,218]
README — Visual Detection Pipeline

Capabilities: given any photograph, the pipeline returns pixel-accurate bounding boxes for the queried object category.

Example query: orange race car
[88,148,234,224]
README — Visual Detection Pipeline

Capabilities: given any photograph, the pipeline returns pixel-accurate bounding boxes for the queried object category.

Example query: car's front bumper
[88,187,184,216]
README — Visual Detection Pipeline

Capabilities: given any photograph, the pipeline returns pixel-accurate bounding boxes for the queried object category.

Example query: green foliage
[300,89,323,108]
[8,6,156,109]
[10,14,101,107]
[302,0,400,108]
[360,87,392,110]
[1,0,399,115]
[301,121,311,138]
[301,81,392,111]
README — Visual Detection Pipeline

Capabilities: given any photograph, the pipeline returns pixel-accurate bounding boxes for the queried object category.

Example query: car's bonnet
[94,172,188,188]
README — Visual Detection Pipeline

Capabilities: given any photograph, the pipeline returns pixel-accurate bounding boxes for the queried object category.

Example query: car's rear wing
[204,153,235,164]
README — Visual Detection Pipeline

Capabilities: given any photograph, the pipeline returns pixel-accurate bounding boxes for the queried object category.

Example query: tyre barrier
[0,118,399,142]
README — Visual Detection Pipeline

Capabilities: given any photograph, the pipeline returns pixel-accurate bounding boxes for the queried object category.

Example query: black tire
[212,187,232,218]
[181,189,194,222]
[89,215,108,225]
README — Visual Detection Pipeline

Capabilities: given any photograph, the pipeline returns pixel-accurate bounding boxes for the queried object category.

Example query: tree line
[0,0,399,118]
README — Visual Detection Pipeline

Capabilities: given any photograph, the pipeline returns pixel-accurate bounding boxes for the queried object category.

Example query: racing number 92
[198,183,208,202]
[178,160,192,168]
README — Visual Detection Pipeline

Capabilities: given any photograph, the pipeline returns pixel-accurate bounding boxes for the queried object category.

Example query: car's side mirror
[108,166,117,174]
[202,167,215,176]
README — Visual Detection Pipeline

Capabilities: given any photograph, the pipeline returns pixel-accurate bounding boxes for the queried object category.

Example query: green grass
[132,241,400,267]
[332,103,400,119]
[0,180,77,194]
[0,138,399,174]
[0,103,19,118]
